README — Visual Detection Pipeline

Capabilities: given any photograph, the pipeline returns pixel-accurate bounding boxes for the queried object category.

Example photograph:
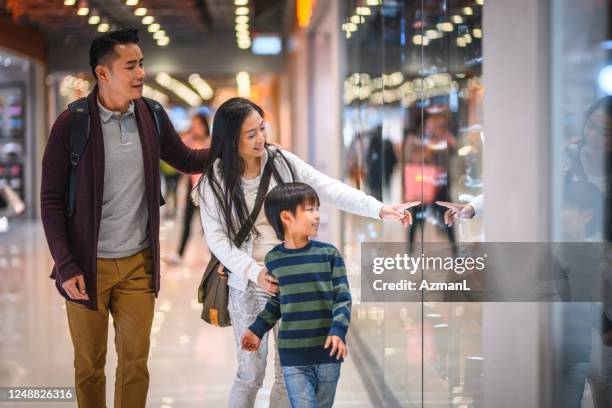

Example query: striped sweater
[248,240,352,366]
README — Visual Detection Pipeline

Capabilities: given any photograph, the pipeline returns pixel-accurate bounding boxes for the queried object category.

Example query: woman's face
[584,108,612,151]
[238,109,267,162]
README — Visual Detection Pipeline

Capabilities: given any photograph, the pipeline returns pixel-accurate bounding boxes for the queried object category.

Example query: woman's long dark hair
[197,97,294,243]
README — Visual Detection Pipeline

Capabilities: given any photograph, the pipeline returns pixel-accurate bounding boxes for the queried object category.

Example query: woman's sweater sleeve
[198,180,263,284]
[282,150,384,219]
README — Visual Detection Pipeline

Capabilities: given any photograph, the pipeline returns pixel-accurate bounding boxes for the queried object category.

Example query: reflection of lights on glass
[465,33,472,43]
[473,28,482,38]
[135,7,147,16]
[426,29,442,40]
[97,22,110,32]
[142,15,154,24]
[598,66,612,95]
[350,15,365,24]
[437,22,454,32]
[452,15,464,24]
[148,23,161,32]
[88,15,100,25]
[463,7,473,15]
[356,7,371,16]
[476,0,484,4]
[456,37,467,47]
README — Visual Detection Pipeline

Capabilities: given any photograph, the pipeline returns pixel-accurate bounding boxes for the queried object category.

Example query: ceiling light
[341,22,358,32]
[236,31,250,38]
[236,7,249,16]
[356,7,371,16]
[473,28,482,38]
[235,15,249,24]
[463,7,473,15]
[366,0,380,5]
[476,0,483,4]
[126,0,138,5]
[97,22,110,32]
[142,16,154,25]
[188,74,214,100]
[457,37,467,47]
[88,15,100,24]
[252,35,282,55]
[157,37,170,46]
[76,1,89,15]
[350,15,365,24]
[153,30,166,39]
[155,72,202,107]
[64,0,76,5]
[134,7,147,16]
[236,71,251,97]
[234,0,248,4]
[465,33,473,43]
[148,23,161,33]
[235,23,249,31]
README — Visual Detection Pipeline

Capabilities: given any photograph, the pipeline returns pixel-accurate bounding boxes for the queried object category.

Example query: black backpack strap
[66,97,90,218]
[142,97,165,144]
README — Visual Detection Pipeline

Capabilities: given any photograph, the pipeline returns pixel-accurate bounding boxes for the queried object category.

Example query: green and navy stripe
[248,240,352,366]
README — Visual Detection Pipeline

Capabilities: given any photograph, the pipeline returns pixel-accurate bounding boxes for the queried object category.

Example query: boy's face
[283,202,320,238]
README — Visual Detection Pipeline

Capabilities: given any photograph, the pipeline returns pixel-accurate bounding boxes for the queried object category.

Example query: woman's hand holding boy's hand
[257,267,279,296]
[324,335,347,360]
[241,329,261,352]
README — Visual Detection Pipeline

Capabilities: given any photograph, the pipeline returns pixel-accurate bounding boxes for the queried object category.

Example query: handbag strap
[232,158,275,247]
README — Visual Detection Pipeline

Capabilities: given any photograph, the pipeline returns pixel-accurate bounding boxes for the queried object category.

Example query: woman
[169,111,211,263]
[198,98,416,407]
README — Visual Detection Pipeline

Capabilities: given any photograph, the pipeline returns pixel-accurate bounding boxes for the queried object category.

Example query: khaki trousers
[66,248,155,408]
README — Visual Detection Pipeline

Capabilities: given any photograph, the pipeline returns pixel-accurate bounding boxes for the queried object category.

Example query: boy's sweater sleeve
[249,294,281,339]
[248,258,281,339]
[328,250,352,341]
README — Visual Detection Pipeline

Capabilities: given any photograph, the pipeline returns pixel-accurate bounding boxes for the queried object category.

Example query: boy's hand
[324,335,347,360]
[241,329,261,352]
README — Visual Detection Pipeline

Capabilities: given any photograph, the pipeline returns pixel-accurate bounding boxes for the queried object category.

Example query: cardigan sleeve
[40,110,83,283]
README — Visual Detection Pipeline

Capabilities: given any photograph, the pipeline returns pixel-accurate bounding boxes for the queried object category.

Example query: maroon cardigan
[41,87,209,310]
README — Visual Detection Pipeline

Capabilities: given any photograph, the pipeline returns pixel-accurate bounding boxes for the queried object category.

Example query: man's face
[97,43,144,102]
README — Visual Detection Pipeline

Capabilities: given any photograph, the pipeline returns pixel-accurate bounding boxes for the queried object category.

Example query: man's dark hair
[89,28,140,79]
[264,182,320,241]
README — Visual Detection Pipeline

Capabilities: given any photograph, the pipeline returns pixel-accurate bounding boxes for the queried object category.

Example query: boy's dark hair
[89,28,140,79]
[264,182,320,240]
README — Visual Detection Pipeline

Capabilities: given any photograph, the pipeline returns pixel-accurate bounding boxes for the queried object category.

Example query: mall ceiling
[0,0,288,74]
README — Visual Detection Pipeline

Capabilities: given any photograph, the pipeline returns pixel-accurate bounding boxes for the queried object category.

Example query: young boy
[241,182,351,408]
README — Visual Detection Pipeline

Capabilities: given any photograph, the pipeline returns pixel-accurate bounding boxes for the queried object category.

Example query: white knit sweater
[199,147,384,291]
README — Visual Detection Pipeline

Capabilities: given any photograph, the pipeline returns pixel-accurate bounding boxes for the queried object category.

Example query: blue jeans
[282,363,341,408]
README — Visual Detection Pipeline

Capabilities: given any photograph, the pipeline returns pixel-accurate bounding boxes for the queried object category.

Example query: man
[40,28,208,408]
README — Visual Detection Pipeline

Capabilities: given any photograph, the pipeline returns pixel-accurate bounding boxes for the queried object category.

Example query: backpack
[65,97,166,218]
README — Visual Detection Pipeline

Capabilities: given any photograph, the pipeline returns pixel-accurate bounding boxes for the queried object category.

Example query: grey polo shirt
[96,99,150,258]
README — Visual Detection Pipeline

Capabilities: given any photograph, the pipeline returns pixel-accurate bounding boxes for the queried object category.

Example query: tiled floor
[0,215,373,407]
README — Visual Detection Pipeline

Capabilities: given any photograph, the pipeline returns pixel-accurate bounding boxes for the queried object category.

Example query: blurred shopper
[365,126,397,201]
[241,183,350,408]
[168,110,211,264]
[198,97,417,408]
[40,29,209,408]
